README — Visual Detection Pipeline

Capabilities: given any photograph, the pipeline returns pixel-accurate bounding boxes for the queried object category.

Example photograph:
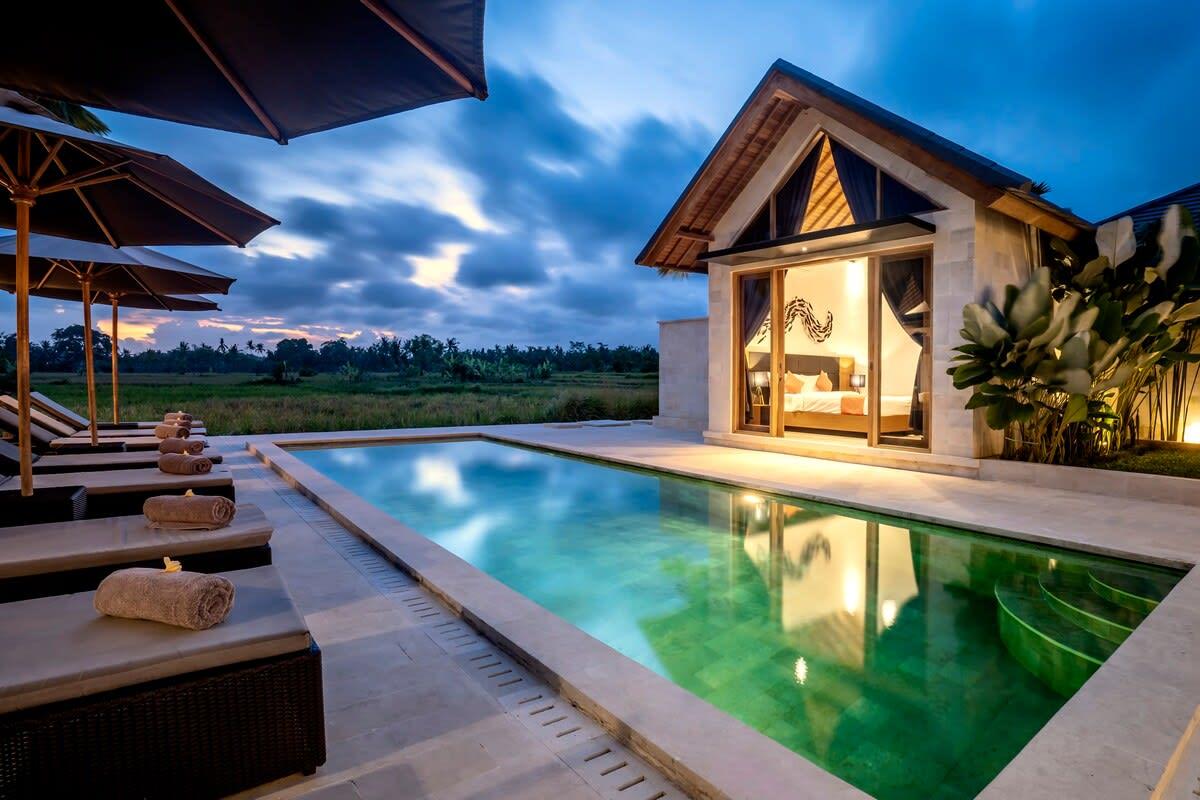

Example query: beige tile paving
[215,447,684,800]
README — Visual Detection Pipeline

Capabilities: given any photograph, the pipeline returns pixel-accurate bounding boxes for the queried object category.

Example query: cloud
[456,236,547,288]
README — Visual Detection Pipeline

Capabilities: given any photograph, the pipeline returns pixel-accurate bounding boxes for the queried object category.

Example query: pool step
[1039,571,1146,645]
[1088,568,1175,615]
[996,573,1117,697]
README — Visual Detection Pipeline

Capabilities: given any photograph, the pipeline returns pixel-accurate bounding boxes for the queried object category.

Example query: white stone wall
[699,109,1034,457]
[654,317,709,431]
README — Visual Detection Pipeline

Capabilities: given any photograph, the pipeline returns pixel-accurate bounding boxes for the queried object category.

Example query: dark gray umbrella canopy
[0,233,235,297]
[0,92,277,245]
[0,1,487,144]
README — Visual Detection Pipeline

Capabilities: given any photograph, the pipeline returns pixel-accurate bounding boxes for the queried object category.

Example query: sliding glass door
[734,249,931,450]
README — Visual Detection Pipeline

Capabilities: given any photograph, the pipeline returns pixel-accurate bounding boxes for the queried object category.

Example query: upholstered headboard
[746,352,850,390]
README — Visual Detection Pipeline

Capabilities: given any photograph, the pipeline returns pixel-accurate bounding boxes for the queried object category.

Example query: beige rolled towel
[164,411,193,422]
[94,567,235,630]
[154,423,190,440]
[158,437,204,455]
[158,452,213,475]
[144,493,236,530]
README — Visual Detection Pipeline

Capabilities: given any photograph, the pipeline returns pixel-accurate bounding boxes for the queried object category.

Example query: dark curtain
[880,257,927,433]
[741,274,772,419]
[828,139,878,224]
[774,140,822,236]
[880,172,937,217]
[735,203,772,246]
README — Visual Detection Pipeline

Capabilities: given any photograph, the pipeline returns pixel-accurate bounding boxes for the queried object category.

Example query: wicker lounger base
[0,486,87,527]
[0,544,272,604]
[0,641,325,799]
[85,483,236,519]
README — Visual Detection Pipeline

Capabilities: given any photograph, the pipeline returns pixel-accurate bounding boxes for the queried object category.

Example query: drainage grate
[560,738,682,800]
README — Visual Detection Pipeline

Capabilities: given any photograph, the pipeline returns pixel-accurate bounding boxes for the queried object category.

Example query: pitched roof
[636,60,1090,272]
[1098,181,1200,231]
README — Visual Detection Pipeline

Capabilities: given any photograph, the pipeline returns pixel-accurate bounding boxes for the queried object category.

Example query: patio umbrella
[0,92,274,495]
[0,1,487,144]
[0,234,226,440]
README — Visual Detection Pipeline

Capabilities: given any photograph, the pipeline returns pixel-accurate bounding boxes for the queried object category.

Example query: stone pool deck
[229,423,1200,799]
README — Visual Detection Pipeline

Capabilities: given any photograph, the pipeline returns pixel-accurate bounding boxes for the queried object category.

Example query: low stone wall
[654,317,708,431]
[980,456,1200,508]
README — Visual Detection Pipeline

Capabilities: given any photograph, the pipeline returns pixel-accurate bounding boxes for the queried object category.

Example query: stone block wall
[655,317,709,431]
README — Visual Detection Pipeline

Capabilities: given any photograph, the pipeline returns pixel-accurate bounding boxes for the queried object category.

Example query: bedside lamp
[750,370,770,404]
[849,374,866,394]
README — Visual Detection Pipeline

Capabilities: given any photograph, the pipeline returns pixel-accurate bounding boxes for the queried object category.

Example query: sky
[4,0,1199,353]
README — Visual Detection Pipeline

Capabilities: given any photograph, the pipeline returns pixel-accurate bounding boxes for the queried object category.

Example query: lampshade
[750,370,771,388]
[850,374,866,389]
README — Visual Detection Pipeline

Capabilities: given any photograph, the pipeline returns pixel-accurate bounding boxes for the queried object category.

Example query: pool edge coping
[240,427,1200,800]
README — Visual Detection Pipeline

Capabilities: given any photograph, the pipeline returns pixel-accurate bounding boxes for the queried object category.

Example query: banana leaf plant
[950,205,1200,463]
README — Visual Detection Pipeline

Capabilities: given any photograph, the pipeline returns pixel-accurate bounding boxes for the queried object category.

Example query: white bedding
[783,391,911,417]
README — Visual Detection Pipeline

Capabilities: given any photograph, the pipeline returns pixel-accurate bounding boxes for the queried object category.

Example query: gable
[637,59,1090,273]
[732,131,941,247]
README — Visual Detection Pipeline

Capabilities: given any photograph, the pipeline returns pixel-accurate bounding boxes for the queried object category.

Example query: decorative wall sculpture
[757,297,834,344]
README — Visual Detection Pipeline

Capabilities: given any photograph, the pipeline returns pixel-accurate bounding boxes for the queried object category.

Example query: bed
[747,353,914,434]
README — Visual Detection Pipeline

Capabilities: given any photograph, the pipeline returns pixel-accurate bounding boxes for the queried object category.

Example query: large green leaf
[1096,217,1135,268]
[952,362,992,388]
[1063,393,1089,424]
[1009,268,1052,332]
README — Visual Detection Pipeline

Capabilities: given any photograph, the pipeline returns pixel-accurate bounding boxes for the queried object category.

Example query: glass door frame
[731,244,933,451]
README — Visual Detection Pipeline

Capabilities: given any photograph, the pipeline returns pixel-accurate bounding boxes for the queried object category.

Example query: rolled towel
[164,411,193,422]
[158,452,213,475]
[154,423,190,439]
[144,493,236,529]
[94,567,235,630]
[159,437,204,456]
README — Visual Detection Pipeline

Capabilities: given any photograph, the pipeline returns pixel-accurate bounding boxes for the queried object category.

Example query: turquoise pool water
[295,439,1181,800]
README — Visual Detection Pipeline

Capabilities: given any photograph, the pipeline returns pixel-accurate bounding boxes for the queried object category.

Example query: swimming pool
[294,438,1181,800]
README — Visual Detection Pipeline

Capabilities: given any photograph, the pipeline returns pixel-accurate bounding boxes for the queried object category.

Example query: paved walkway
[217,446,683,800]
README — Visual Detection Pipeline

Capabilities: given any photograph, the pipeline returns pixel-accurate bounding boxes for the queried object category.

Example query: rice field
[30,372,658,435]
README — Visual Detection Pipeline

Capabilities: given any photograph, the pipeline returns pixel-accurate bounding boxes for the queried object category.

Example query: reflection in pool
[295,439,1181,800]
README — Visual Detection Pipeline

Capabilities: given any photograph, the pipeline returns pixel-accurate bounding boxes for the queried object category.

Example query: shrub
[951,206,1200,463]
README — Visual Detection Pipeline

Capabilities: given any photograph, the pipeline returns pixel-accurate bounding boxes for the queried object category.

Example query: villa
[645,59,1124,472]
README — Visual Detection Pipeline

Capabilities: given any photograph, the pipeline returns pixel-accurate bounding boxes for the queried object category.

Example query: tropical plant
[950,206,1200,463]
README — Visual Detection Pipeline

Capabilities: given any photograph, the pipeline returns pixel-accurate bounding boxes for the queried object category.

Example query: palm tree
[28,97,109,135]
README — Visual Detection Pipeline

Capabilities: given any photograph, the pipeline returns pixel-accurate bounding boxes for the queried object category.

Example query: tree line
[0,326,658,378]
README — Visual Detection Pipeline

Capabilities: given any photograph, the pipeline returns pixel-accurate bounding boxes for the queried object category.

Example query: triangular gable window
[733,132,941,245]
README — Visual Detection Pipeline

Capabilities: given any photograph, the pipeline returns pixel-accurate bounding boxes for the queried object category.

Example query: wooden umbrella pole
[13,194,34,496]
[111,297,120,423]
[80,277,99,446]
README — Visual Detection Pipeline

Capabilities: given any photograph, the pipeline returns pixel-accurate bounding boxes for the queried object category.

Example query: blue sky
[6,0,1199,352]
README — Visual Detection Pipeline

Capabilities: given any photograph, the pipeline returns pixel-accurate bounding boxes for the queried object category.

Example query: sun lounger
[0,466,235,519]
[0,395,206,438]
[0,566,325,797]
[0,503,271,602]
[0,407,204,453]
[31,391,205,430]
[0,439,222,476]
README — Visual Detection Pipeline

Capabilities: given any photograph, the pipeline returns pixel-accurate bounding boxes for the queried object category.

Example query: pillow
[815,371,833,392]
[784,371,805,393]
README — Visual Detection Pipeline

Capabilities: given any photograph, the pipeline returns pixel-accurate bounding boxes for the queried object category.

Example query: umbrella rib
[38,159,131,195]
[164,0,286,143]
[0,151,17,187]
[29,138,65,187]
[133,160,279,225]
[126,174,240,246]
[359,0,481,98]
[121,265,171,311]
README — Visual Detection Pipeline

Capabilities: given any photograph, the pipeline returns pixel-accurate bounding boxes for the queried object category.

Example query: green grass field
[31,371,658,436]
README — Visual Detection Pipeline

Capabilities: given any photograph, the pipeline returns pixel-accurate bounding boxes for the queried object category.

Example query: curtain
[741,274,772,419]
[880,172,937,217]
[828,139,878,224]
[735,203,772,246]
[880,257,927,432]
[775,140,822,236]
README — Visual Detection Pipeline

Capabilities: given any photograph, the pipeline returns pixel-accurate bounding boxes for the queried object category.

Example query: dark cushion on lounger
[0,565,310,713]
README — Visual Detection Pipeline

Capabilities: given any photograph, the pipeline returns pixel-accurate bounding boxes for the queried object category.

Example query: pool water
[295,439,1181,800]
